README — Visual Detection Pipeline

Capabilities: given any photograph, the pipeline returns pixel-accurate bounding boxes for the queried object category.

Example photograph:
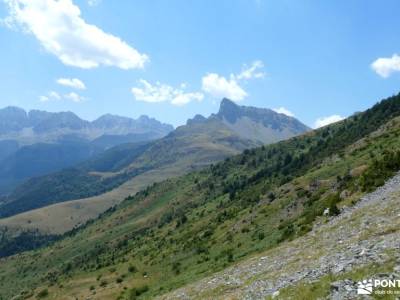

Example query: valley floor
[159,173,400,299]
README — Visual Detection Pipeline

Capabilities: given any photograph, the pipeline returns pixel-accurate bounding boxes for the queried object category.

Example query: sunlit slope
[0,119,256,233]
[0,93,399,299]
[0,100,309,233]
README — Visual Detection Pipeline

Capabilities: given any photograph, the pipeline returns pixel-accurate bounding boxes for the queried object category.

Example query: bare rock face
[0,107,29,134]
[215,98,310,144]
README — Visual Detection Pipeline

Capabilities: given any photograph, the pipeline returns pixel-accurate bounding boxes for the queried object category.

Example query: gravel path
[159,173,400,299]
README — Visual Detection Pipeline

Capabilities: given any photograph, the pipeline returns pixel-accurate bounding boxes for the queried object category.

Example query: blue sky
[0,0,399,128]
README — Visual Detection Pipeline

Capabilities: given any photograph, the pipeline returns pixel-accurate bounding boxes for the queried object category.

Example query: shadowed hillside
[0,107,174,195]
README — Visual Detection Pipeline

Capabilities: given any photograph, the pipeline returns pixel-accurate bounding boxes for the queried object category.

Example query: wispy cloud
[371,54,400,78]
[202,73,247,102]
[56,78,86,90]
[201,61,264,102]
[314,115,344,128]
[273,107,295,117]
[64,92,85,102]
[236,61,265,80]
[3,0,148,69]
[39,91,85,103]
[39,91,61,102]
[87,0,101,6]
[132,80,204,106]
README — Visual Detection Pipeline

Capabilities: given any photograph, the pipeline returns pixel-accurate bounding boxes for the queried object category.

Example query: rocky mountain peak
[217,98,241,123]
[0,106,29,133]
[186,114,207,125]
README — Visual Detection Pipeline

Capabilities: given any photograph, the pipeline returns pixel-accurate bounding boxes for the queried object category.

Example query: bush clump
[36,289,49,299]
[128,285,149,299]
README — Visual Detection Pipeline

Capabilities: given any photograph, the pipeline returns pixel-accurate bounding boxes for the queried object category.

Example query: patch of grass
[276,257,397,300]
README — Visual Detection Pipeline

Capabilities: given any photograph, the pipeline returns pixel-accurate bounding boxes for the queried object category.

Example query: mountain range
[0,93,399,300]
[0,98,309,231]
[0,107,173,144]
[0,107,174,194]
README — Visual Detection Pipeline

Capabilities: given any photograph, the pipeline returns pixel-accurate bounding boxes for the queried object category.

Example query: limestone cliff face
[215,98,310,144]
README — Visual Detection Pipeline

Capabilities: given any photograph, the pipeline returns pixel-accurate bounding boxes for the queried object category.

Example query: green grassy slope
[1,93,400,300]
[0,101,310,235]
[0,99,309,221]
[161,163,400,299]
[0,119,257,219]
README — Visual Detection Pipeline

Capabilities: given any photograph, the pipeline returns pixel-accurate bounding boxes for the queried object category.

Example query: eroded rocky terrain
[159,173,400,299]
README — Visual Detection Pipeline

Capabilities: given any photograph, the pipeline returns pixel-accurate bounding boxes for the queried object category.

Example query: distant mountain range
[0,106,173,145]
[0,98,310,225]
[0,107,173,194]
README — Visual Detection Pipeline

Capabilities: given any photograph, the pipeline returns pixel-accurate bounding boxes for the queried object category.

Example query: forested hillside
[0,93,399,299]
[0,99,308,224]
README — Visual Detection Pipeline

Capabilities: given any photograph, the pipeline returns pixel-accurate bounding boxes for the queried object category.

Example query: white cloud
[273,107,295,117]
[3,0,148,69]
[39,91,61,102]
[236,60,265,80]
[202,73,247,102]
[39,91,85,102]
[64,92,85,102]
[56,78,86,90]
[371,54,400,78]
[201,60,264,102]
[171,92,204,106]
[314,115,344,128]
[132,80,204,106]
